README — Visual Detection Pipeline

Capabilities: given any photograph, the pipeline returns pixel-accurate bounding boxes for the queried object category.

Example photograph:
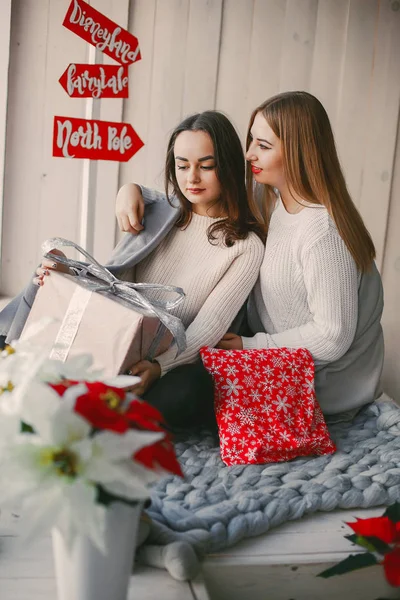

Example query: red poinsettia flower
[135,438,183,477]
[50,379,79,396]
[49,380,183,477]
[347,516,400,545]
[384,547,400,587]
[71,381,130,433]
[125,398,167,432]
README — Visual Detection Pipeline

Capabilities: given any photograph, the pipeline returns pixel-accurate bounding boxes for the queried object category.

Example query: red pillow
[200,347,336,466]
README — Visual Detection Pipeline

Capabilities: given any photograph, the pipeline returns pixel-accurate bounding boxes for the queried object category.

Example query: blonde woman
[117,92,384,422]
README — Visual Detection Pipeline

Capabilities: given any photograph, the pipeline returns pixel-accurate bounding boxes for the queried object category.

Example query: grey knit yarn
[144,397,400,563]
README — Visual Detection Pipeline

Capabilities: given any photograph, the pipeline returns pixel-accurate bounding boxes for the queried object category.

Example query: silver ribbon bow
[42,237,187,356]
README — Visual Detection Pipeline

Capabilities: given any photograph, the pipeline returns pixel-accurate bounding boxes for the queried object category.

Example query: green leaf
[20,421,34,433]
[383,502,400,524]
[344,534,391,555]
[317,553,378,578]
[95,484,140,508]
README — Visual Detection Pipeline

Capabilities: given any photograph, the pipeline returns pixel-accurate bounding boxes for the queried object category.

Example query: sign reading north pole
[59,64,129,98]
[63,0,141,65]
[52,116,144,162]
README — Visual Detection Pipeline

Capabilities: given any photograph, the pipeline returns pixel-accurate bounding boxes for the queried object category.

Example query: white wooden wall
[1,0,400,396]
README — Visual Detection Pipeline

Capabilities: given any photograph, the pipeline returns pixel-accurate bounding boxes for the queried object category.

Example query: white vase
[52,501,143,600]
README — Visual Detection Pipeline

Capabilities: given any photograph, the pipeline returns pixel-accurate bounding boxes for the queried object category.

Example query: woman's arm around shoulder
[116,183,171,234]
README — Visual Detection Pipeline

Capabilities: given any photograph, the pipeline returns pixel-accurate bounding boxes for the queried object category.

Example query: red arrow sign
[59,64,129,98]
[63,0,141,66]
[53,117,144,162]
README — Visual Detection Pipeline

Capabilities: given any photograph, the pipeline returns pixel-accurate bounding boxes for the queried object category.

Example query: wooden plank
[1,0,88,295]
[1,0,50,295]
[381,114,400,401]
[0,579,58,600]
[246,0,287,113]
[181,0,223,115]
[204,507,383,559]
[0,534,194,600]
[0,0,12,268]
[200,562,398,600]
[357,0,400,269]
[89,0,130,264]
[116,0,157,246]
[27,0,88,265]
[143,0,190,187]
[309,0,350,126]
[278,0,319,92]
[215,0,255,141]
[334,0,378,206]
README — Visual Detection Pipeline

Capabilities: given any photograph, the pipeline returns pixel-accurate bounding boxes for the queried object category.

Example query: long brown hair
[165,111,265,246]
[246,91,375,271]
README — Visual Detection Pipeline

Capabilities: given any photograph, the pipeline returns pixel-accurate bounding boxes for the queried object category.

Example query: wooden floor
[2,507,399,600]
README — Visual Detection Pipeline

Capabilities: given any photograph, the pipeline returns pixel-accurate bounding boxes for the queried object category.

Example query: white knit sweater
[244,197,384,415]
[243,198,359,359]
[132,212,264,374]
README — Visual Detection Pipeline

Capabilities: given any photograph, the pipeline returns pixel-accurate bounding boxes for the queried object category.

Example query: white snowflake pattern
[284,413,295,427]
[249,389,261,402]
[221,377,243,397]
[226,396,240,410]
[242,363,252,374]
[226,364,238,377]
[219,434,229,447]
[238,408,256,426]
[260,401,273,415]
[246,426,257,438]
[303,379,314,394]
[227,422,241,435]
[243,375,255,387]
[279,430,292,443]
[272,394,291,413]
[263,365,275,377]
[245,447,258,462]
[278,371,290,384]
[272,356,284,368]
[220,410,233,424]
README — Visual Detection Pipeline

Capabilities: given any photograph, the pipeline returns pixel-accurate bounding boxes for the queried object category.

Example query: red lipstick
[251,165,262,174]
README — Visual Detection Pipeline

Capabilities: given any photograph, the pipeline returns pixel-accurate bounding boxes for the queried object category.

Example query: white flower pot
[52,501,143,600]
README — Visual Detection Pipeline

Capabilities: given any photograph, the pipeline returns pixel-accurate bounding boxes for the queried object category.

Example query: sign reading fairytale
[63,0,141,65]
[53,116,144,162]
[59,64,129,98]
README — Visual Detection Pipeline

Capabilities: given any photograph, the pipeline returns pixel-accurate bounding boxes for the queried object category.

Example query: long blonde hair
[246,91,375,272]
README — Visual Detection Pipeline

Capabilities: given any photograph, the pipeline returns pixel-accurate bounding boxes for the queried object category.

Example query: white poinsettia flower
[0,387,163,552]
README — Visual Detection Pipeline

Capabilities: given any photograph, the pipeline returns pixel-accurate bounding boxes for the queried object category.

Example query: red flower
[347,516,400,545]
[135,439,183,477]
[384,547,400,587]
[71,381,130,433]
[50,379,79,396]
[49,380,183,477]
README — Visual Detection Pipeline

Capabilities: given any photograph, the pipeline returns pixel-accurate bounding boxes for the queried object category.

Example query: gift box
[21,270,176,378]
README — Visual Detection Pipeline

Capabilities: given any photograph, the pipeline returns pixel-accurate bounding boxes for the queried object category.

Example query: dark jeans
[142,360,218,435]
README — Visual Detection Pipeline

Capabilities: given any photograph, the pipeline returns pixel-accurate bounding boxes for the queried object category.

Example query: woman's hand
[116,183,145,234]
[33,249,70,286]
[217,333,243,350]
[127,360,161,396]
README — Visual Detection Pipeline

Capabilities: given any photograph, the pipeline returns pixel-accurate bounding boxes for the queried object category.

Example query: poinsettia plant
[318,503,400,588]
[0,322,182,553]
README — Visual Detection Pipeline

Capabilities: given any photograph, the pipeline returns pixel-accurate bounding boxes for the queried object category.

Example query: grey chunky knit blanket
[146,396,400,555]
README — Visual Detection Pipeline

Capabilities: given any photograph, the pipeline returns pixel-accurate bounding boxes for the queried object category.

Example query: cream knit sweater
[132,212,264,374]
[244,197,384,415]
[244,198,359,359]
